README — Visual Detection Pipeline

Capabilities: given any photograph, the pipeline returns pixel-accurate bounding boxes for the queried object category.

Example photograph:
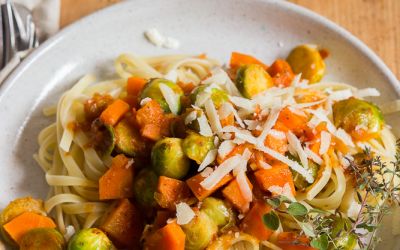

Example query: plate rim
[0,0,398,100]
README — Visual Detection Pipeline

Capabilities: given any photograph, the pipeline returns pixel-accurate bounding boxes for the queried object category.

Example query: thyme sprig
[262,140,400,250]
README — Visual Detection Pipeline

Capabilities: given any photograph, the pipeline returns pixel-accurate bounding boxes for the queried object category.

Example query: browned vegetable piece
[100,199,144,248]
[154,176,191,210]
[84,93,114,121]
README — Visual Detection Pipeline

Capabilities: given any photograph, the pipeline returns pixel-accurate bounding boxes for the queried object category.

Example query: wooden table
[60,0,399,79]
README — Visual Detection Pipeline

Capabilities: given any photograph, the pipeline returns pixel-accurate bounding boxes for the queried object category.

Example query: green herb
[310,234,328,250]
[287,202,308,217]
[262,211,280,230]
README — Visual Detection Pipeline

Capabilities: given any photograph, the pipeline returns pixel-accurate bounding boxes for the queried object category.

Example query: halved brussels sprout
[68,228,114,250]
[0,197,46,245]
[189,84,228,109]
[200,197,234,228]
[287,44,326,83]
[182,131,215,164]
[20,228,64,250]
[140,78,184,113]
[90,119,115,156]
[289,157,319,191]
[133,169,158,208]
[114,119,145,157]
[333,98,384,140]
[181,211,218,250]
[235,64,273,98]
[151,138,190,179]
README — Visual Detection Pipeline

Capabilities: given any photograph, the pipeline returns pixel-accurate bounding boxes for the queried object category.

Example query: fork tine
[1,2,16,69]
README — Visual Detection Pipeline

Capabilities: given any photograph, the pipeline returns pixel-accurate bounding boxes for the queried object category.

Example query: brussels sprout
[181,211,218,250]
[114,119,145,157]
[140,78,184,113]
[0,197,45,245]
[90,119,115,156]
[151,138,190,179]
[287,45,326,83]
[68,228,114,250]
[182,132,215,164]
[189,84,228,109]
[235,64,273,99]
[200,197,234,228]
[19,228,64,250]
[287,154,319,190]
[293,162,319,190]
[333,97,384,140]
[133,169,158,208]
[333,233,357,250]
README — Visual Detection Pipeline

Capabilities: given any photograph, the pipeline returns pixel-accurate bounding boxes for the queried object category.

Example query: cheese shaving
[257,107,281,144]
[354,88,380,98]
[287,131,309,170]
[319,131,331,155]
[304,147,323,165]
[159,83,179,115]
[184,110,198,125]
[197,113,213,136]
[328,89,353,101]
[198,149,217,172]
[236,171,252,203]
[204,99,223,134]
[176,202,195,225]
[218,140,235,160]
[201,155,241,190]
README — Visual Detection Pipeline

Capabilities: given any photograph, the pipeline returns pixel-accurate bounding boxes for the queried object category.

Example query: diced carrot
[240,201,273,241]
[100,99,130,126]
[141,124,162,141]
[100,199,143,248]
[84,93,114,121]
[99,154,134,200]
[264,130,288,156]
[222,177,253,213]
[276,107,309,136]
[229,52,268,70]
[145,222,185,250]
[254,162,296,196]
[3,212,56,244]
[186,173,232,201]
[136,100,166,141]
[277,232,310,245]
[127,77,147,96]
[267,59,294,87]
[154,176,191,210]
[197,53,207,59]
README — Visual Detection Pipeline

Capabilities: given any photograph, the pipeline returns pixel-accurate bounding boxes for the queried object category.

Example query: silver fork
[1,0,38,70]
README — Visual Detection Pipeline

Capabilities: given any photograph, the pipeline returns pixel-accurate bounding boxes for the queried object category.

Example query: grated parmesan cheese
[184,110,198,125]
[144,28,165,47]
[201,155,242,190]
[159,83,179,115]
[304,147,323,165]
[319,131,331,155]
[287,131,309,170]
[198,149,217,172]
[197,113,213,136]
[140,97,152,106]
[204,99,223,134]
[218,140,236,159]
[328,89,353,101]
[176,202,195,225]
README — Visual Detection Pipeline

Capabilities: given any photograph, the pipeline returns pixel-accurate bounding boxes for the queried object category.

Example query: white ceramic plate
[0,0,399,248]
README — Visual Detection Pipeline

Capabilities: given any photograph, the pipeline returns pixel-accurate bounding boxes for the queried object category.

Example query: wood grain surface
[60,0,399,79]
